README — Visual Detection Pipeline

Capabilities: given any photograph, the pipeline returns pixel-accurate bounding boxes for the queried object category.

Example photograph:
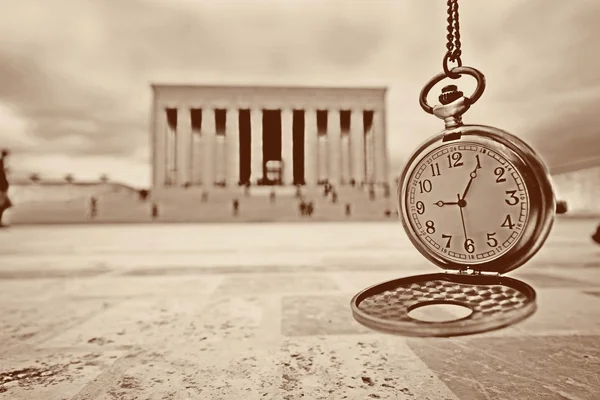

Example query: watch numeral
[418,179,432,193]
[447,152,464,168]
[431,163,441,177]
[505,190,519,205]
[425,220,436,234]
[475,154,482,169]
[494,167,506,183]
[442,234,452,248]
[486,232,498,247]
[464,238,475,254]
[416,201,425,215]
[501,214,515,229]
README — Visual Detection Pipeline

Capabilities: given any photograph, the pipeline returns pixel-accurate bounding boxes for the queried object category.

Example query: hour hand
[435,200,459,207]
[460,168,479,200]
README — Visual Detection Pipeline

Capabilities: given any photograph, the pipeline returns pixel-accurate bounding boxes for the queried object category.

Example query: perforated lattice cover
[358,279,530,323]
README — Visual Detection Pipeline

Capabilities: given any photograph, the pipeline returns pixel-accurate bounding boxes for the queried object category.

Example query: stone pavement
[0,218,599,400]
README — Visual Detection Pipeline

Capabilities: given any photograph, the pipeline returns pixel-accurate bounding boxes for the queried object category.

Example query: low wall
[552,166,600,216]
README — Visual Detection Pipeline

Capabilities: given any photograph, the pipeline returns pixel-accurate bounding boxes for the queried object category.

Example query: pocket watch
[350,66,556,337]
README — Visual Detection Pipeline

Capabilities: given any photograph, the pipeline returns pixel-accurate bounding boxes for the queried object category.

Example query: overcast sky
[1,0,599,187]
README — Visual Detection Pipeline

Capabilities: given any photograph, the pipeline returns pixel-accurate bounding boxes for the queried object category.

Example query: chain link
[444,0,462,76]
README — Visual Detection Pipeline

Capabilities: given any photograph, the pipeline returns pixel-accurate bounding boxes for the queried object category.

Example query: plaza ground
[1,218,599,399]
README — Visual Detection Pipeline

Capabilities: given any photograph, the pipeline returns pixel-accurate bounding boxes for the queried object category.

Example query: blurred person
[299,201,306,217]
[89,196,98,220]
[0,149,12,227]
[592,223,600,245]
[232,199,239,217]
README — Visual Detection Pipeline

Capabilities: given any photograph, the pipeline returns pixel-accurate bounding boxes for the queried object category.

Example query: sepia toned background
[1,0,599,186]
[2,2,600,399]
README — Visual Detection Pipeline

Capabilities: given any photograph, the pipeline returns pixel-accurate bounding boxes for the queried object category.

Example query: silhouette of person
[383,183,390,198]
[232,199,239,216]
[592,223,600,246]
[89,197,98,220]
[369,185,376,201]
[0,149,12,227]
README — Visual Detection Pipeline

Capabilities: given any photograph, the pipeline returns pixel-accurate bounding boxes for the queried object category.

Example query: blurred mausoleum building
[150,85,389,194]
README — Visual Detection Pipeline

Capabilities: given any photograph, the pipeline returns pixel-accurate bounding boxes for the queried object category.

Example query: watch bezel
[397,125,556,274]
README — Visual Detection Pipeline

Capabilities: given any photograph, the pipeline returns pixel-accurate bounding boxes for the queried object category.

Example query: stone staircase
[7,184,398,225]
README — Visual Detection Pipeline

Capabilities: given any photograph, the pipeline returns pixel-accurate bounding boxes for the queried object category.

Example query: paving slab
[1,348,132,400]
[0,219,599,399]
[407,335,600,400]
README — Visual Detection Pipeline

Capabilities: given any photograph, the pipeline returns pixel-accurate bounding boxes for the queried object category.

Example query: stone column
[202,108,216,187]
[166,114,177,186]
[226,109,240,187]
[250,108,263,184]
[304,109,318,186]
[373,110,387,184]
[191,129,203,185]
[341,132,351,185]
[318,134,328,183]
[327,109,341,185]
[281,108,294,185]
[176,108,192,186]
[365,129,375,184]
[350,110,365,185]
[153,107,167,188]
[215,134,226,184]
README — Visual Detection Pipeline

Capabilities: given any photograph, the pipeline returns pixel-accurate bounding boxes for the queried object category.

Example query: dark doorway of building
[215,109,226,135]
[262,110,282,185]
[363,110,374,183]
[239,109,251,185]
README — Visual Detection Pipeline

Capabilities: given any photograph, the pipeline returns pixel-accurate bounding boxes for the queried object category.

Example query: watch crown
[439,85,464,105]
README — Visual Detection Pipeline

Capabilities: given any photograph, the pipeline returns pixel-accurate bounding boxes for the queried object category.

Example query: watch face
[405,142,530,265]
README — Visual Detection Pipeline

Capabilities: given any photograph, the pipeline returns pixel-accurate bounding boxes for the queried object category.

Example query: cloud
[489,0,600,165]
[0,0,599,186]
[0,103,39,151]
